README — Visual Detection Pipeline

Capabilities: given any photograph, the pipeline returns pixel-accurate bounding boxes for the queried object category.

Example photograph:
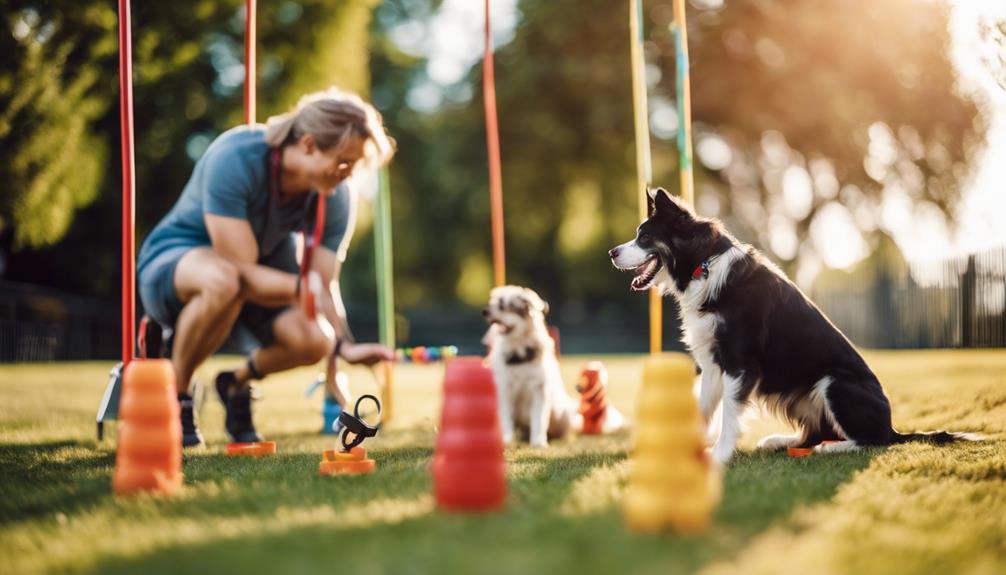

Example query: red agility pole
[119,0,135,367]
[484,0,506,287]
[244,0,256,125]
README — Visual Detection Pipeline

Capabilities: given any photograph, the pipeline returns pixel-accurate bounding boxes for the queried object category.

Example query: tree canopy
[0,0,991,350]
[2,0,376,296]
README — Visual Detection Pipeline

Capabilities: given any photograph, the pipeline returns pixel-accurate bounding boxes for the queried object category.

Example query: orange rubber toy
[576,361,610,435]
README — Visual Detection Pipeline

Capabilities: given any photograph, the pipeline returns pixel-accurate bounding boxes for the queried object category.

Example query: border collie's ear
[654,188,691,219]
[646,187,659,216]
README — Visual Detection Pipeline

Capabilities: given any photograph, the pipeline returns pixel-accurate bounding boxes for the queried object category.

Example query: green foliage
[0,351,1004,573]
[0,2,115,248]
[364,0,985,316]
[364,0,646,314]
[0,0,991,341]
[663,0,985,260]
[2,0,377,297]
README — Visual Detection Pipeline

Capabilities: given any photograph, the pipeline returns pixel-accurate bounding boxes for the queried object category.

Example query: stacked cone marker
[319,446,375,475]
[432,357,506,511]
[112,359,182,495]
[624,353,721,533]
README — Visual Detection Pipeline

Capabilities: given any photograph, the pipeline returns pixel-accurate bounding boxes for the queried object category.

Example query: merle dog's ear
[523,289,549,316]
[511,296,529,316]
[646,187,658,216]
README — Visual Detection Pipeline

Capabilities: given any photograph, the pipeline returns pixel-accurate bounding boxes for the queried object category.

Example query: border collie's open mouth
[630,255,662,291]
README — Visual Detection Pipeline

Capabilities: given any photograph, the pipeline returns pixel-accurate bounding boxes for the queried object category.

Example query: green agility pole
[374,168,396,421]
[671,0,695,207]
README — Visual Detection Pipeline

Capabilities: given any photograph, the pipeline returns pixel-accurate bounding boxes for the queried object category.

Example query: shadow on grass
[0,440,114,524]
[84,446,877,575]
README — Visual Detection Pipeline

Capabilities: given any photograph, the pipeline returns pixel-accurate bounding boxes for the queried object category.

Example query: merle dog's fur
[610,188,974,463]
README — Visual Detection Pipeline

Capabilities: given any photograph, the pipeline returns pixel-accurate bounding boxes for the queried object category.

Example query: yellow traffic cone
[624,353,721,533]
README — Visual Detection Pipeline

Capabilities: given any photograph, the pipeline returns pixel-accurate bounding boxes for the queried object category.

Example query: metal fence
[0,281,120,362]
[812,246,1006,349]
[2,246,1003,362]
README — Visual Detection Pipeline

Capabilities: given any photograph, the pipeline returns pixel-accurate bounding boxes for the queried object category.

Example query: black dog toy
[338,394,381,452]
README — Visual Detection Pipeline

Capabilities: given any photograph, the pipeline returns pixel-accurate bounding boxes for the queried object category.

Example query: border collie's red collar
[691,254,721,280]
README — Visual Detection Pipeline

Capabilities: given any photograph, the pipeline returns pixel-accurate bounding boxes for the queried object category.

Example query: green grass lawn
[1,350,1004,574]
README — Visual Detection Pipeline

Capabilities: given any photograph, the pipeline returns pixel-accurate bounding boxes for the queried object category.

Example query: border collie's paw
[756,433,802,451]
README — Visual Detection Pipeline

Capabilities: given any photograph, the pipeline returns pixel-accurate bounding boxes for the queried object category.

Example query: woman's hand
[339,342,395,366]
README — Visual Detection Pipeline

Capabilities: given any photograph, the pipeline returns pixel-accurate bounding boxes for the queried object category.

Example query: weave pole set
[483,1,696,352]
[117,1,695,381]
[240,1,397,419]
[116,0,397,417]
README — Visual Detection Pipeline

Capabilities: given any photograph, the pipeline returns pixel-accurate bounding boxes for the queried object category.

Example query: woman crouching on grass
[136,87,395,447]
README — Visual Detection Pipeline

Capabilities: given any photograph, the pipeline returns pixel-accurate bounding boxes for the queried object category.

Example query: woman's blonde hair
[264,86,395,168]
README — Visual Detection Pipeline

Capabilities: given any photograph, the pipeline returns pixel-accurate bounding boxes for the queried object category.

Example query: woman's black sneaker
[178,392,204,448]
[215,371,263,443]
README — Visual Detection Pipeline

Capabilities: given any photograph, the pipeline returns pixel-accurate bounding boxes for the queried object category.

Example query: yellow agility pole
[629,0,662,354]
[671,0,695,207]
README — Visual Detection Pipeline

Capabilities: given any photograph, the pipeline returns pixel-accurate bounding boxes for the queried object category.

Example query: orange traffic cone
[576,361,610,435]
[432,357,506,511]
[623,353,720,533]
[112,359,182,495]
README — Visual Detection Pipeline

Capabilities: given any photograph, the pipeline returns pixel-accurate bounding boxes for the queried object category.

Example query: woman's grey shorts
[137,243,298,354]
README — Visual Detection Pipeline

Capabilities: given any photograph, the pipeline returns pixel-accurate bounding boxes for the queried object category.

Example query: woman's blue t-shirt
[137,125,354,279]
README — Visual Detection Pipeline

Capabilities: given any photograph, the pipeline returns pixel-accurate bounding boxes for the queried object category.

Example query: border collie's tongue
[631,256,661,291]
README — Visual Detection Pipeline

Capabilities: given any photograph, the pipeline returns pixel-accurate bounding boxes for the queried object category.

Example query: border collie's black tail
[889,430,982,445]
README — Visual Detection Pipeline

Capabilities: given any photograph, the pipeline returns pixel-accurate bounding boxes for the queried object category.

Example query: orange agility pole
[244,0,256,125]
[484,0,506,287]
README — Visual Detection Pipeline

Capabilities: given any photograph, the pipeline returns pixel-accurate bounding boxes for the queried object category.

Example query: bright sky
[391,0,518,111]
[815,0,1006,268]
[944,0,1006,255]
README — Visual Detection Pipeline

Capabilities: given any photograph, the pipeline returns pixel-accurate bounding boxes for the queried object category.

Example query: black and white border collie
[610,188,976,464]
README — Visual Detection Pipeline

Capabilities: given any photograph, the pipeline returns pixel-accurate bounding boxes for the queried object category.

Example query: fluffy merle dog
[609,188,975,463]
[482,286,628,448]
[482,286,578,448]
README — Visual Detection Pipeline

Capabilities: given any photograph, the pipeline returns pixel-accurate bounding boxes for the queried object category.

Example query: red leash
[270,147,325,318]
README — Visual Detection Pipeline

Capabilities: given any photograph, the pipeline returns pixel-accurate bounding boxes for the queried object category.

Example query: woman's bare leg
[171,248,244,394]
[233,307,331,385]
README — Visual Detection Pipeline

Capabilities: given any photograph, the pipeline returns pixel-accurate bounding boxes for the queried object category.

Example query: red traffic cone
[112,359,182,496]
[432,357,506,511]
